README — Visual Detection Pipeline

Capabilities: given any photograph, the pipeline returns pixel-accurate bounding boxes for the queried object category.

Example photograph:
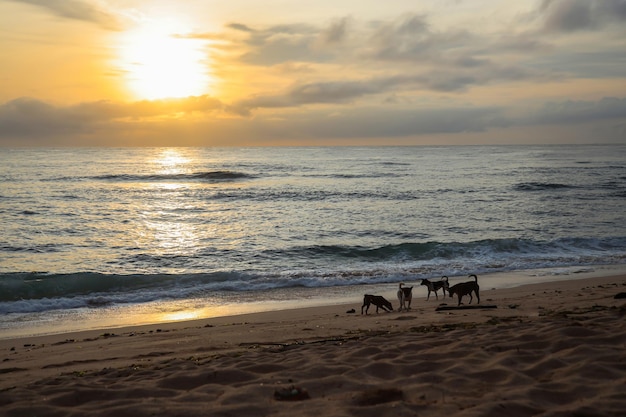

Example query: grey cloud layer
[1,95,624,144]
[540,0,626,32]
[531,97,626,125]
[0,97,223,139]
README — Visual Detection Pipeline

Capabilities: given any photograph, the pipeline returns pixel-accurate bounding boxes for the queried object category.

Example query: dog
[448,274,480,306]
[420,276,449,300]
[397,283,413,311]
[361,294,393,314]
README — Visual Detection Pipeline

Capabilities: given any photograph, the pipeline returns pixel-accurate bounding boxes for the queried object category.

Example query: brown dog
[397,283,413,311]
[448,274,480,306]
[361,294,394,314]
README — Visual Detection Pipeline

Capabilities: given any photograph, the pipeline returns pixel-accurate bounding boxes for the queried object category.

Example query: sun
[118,19,210,100]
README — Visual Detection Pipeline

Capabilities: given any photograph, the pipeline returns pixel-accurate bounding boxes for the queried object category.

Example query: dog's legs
[361,301,370,315]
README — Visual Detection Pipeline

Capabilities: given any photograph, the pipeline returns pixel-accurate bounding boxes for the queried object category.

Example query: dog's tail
[469,274,478,282]
[399,282,405,289]
[441,276,448,282]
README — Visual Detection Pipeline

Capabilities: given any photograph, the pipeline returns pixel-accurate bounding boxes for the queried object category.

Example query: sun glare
[152,148,192,176]
[119,19,210,100]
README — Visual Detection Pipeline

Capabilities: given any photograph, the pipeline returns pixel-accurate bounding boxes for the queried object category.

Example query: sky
[0,0,625,146]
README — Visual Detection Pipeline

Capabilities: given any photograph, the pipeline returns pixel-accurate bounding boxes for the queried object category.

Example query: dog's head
[382,298,393,310]
[420,279,429,286]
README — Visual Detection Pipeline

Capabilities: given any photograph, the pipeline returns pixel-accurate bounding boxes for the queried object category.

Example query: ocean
[2,145,626,338]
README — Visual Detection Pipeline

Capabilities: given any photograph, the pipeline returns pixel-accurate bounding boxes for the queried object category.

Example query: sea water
[1,145,626,337]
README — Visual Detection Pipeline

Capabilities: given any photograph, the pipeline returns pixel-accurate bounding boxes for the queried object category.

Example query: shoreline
[3,264,626,341]
[1,273,625,416]
[3,269,625,345]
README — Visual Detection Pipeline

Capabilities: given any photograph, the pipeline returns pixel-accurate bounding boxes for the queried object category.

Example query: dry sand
[1,274,625,417]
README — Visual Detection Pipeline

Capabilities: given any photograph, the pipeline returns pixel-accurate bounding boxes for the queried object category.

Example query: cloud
[364,14,435,61]
[529,97,626,125]
[202,10,622,123]
[319,17,350,44]
[228,22,255,33]
[231,62,550,115]
[1,7,624,146]
[1,95,625,146]
[235,78,399,112]
[277,106,509,139]
[228,13,468,67]
[219,12,561,95]
[189,9,620,108]
[525,50,626,78]
[235,23,328,65]
[6,0,124,30]
[0,96,224,140]
[539,0,626,32]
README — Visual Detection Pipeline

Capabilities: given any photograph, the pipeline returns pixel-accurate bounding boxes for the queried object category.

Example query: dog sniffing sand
[361,294,394,314]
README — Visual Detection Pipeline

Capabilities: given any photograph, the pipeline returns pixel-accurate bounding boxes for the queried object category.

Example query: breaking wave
[2,236,625,314]
[51,171,254,183]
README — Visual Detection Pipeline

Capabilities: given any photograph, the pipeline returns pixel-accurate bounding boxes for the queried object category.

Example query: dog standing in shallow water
[448,274,480,306]
[420,276,449,300]
[397,283,413,311]
[361,294,394,314]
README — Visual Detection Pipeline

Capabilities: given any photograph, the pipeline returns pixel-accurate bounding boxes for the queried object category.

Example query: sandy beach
[1,274,625,417]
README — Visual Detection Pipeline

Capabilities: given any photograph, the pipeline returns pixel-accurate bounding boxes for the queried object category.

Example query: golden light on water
[162,310,200,322]
[154,148,191,175]
[118,19,211,100]
[135,148,201,257]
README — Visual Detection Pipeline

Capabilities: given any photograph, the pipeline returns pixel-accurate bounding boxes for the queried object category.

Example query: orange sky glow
[1,0,625,146]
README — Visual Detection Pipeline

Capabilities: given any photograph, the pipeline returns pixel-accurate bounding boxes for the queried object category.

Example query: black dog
[448,274,480,306]
[420,276,449,300]
[361,294,393,314]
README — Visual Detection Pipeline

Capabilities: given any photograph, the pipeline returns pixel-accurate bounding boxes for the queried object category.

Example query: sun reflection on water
[161,310,200,322]
[154,148,191,175]
[136,148,203,262]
